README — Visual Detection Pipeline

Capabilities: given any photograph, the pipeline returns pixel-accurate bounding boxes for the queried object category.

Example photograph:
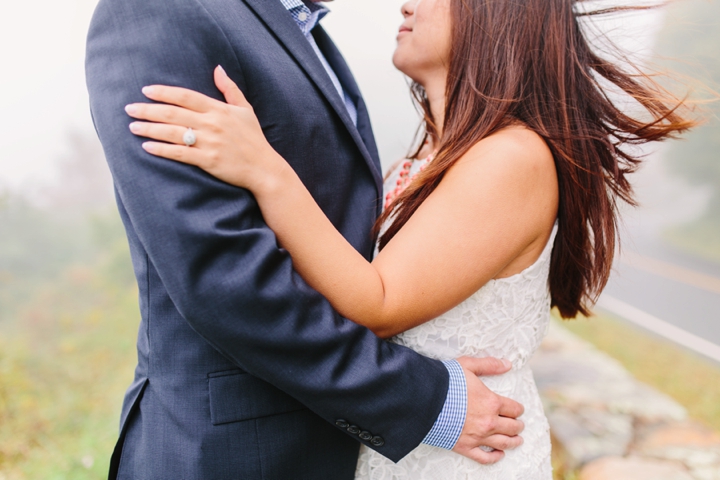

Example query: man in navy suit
[85,0,524,478]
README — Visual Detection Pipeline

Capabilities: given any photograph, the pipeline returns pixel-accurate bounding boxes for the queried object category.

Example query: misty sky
[0,0,665,193]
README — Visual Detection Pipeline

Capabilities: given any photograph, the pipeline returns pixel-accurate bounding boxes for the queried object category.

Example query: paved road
[598,235,720,362]
[585,139,720,363]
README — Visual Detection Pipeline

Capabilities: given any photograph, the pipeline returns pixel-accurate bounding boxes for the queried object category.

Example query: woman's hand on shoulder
[125,66,288,194]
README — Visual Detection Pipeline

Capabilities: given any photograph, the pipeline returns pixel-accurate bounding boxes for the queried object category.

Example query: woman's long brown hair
[375,0,696,318]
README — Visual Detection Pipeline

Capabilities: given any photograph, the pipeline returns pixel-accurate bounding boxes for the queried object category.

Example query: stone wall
[530,321,720,480]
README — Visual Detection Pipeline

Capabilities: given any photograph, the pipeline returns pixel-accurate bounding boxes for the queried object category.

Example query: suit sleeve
[85,0,449,462]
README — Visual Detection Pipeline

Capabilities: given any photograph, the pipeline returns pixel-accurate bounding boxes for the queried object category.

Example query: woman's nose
[401,1,414,17]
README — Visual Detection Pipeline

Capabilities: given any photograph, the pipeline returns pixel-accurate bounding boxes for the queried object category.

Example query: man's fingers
[482,433,524,451]
[457,356,512,377]
[463,407,524,437]
[498,395,525,419]
[455,356,526,465]
[214,65,251,108]
[458,446,506,466]
[493,416,525,437]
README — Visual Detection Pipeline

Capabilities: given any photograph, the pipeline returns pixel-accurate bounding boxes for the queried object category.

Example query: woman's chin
[391,55,419,83]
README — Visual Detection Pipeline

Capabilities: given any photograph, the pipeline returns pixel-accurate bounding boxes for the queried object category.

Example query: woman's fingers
[214,65,251,108]
[125,103,202,130]
[142,141,207,167]
[141,84,215,113]
[129,122,187,145]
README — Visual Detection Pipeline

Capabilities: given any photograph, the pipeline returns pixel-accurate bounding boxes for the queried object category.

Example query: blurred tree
[0,195,88,316]
[0,131,130,320]
[39,130,115,215]
[655,1,720,259]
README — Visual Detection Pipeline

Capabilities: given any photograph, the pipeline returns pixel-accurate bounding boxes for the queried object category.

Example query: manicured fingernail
[125,104,137,115]
[142,86,155,95]
[217,65,226,75]
[142,142,154,151]
[129,122,141,133]
[501,359,512,369]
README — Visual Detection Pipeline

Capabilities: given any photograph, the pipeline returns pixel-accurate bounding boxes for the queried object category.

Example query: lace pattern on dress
[355,161,555,480]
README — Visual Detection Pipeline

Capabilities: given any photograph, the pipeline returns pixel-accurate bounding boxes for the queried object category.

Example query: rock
[533,321,720,479]
[637,422,720,451]
[533,323,686,419]
[537,321,598,353]
[532,345,687,423]
[611,383,688,423]
[579,456,694,480]
[530,351,608,391]
[548,408,633,467]
[691,465,720,480]
[634,421,720,477]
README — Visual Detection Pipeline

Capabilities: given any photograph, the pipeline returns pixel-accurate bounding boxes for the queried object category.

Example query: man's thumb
[457,357,512,377]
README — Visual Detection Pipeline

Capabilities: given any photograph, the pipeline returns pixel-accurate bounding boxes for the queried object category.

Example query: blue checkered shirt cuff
[421,359,467,450]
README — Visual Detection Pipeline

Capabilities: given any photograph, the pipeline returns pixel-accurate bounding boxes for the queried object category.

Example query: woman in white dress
[124,0,693,477]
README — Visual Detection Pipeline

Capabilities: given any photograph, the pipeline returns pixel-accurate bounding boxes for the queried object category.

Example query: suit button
[347,425,360,435]
[359,431,372,441]
[371,436,385,447]
[335,419,349,429]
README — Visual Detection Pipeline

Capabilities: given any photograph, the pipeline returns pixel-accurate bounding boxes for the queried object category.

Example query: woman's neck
[422,75,447,140]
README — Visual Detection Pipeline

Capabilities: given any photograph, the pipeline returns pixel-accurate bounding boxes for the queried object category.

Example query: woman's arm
[127,67,559,338]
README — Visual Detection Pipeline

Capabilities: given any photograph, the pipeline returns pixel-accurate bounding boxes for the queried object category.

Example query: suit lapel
[241,0,383,197]
[312,26,383,196]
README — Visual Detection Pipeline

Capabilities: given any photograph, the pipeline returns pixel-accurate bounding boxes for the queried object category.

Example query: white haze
[0,0,667,195]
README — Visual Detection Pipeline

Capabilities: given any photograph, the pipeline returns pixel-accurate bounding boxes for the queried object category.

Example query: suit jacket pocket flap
[208,370,307,425]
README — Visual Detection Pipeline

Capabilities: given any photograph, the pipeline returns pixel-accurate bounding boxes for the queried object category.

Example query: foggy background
[0,0,718,478]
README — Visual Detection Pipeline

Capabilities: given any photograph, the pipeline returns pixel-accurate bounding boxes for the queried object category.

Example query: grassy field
[0,199,139,479]
[2,201,719,478]
[0,267,138,479]
[5,295,719,479]
[665,221,720,266]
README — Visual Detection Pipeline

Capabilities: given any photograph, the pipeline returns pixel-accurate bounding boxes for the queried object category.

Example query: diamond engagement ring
[183,128,197,147]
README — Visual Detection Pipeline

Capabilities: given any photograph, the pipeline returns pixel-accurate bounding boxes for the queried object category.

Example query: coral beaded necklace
[383,150,437,210]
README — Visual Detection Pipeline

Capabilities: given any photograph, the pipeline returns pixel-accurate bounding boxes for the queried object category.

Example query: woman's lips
[397,26,412,39]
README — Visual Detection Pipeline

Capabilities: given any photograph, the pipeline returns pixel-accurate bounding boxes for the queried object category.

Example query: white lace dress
[355,159,555,480]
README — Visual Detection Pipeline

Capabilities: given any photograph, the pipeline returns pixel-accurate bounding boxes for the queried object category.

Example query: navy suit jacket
[86,0,449,478]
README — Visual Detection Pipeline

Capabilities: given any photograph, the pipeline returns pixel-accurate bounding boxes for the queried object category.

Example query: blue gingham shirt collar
[279,0,329,36]
[279,0,359,126]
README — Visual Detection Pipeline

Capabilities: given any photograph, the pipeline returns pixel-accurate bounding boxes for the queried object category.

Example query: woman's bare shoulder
[450,126,557,195]
[460,125,554,171]
[441,125,558,229]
